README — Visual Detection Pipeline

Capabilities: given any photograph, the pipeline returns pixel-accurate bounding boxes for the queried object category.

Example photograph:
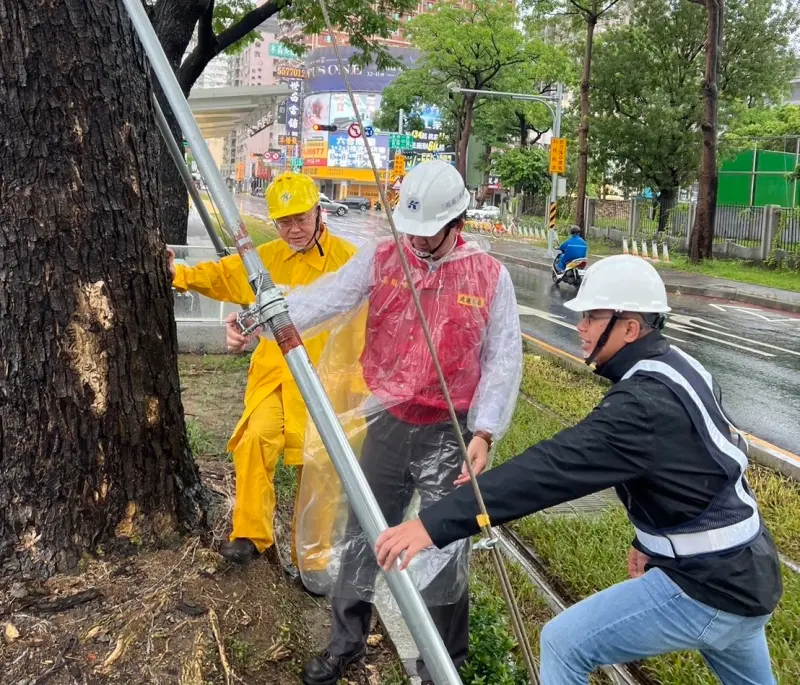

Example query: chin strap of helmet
[409,224,455,260]
[312,209,324,257]
[585,312,619,367]
[585,311,667,366]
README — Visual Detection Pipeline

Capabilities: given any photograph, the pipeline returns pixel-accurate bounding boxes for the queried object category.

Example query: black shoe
[219,538,259,564]
[301,649,366,685]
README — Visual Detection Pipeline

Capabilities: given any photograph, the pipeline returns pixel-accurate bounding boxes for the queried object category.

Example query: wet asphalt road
[224,196,800,453]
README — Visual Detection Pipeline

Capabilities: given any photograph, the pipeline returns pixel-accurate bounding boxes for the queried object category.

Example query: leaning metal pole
[152,94,228,258]
[121,1,462,682]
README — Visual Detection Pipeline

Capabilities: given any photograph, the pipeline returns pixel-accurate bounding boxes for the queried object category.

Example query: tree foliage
[374,0,554,176]
[492,146,551,195]
[174,0,418,93]
[590,0,798,198]
[523,0,625,233]
[722,104,800,154]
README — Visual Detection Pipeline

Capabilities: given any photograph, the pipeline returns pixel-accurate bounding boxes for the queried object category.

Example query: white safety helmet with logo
[392,159,471,237]
[565,254,671,314]
[565,255,671,365]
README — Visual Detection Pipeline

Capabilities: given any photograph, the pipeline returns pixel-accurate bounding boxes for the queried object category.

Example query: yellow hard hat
[266,172,320,220]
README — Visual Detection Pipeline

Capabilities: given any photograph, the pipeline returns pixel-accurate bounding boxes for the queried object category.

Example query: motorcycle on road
[552,255,588,288]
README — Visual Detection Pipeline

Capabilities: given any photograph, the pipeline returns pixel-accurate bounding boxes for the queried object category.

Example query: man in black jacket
[375,255,783,684]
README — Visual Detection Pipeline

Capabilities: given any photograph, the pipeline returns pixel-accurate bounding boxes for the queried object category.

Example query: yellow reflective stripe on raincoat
[173,227,357,465]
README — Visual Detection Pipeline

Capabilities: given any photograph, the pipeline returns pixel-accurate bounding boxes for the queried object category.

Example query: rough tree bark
[0,0,208,579]
[518,111,528,149]
[689,0,723,262]
[574,15,596,237]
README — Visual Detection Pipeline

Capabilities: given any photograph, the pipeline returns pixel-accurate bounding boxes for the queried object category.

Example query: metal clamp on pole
[120,1,462,682]
[472,537,500,552]
[236,286,289,336]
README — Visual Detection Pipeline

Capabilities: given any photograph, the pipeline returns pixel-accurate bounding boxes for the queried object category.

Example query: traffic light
[313,124,338,132]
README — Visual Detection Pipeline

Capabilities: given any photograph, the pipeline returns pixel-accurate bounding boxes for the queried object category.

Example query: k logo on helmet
[281,192,292,204]
[407,198,421,212]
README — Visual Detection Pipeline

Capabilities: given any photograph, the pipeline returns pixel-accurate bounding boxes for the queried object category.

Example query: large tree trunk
[575,16,596,236]
[0,0,208,579]
[157,104,192,245]
[689,0,722,262]
[518,111,528,149]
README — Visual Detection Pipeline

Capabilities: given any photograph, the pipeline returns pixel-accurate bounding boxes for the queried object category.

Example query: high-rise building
[182,40,232,89]
[278,2,462,201]
[222,15,284,183]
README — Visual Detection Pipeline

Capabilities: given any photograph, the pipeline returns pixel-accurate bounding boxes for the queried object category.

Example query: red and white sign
[347,123,362,139]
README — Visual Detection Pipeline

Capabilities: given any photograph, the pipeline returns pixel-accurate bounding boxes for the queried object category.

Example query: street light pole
[546,82,564,258]
[447,83,562,253]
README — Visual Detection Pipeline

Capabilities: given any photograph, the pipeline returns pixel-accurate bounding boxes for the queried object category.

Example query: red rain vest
[361,239,502,424]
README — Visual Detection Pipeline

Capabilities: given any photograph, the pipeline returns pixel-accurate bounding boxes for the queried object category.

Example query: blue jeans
[539,568,775,684]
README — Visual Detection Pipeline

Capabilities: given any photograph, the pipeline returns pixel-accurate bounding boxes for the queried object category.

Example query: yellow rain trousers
[173,227,356,561]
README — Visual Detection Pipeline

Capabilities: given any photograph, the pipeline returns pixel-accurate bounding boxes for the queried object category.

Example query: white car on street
[467,205,501,221]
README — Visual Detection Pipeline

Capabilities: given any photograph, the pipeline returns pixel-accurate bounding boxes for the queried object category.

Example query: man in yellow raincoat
[169,172,356,570]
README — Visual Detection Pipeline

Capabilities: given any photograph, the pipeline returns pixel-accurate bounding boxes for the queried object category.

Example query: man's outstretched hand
[375,519,434,572]
[225,312,259,353]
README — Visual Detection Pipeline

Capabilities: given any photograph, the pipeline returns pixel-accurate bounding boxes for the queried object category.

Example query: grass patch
[195,193,278,247]
[494,353,800,683]
[178,352,251,375]
[274,456,299,504]
[748,464,800,561]
[657,254,800,293]
[467,553,610,684]
[186,417,218,458]
[380,662,412,685]
[520,354,606,423]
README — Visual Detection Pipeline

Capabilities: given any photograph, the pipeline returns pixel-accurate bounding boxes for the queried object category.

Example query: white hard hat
[564,255,671,314]
[392,160,470,237]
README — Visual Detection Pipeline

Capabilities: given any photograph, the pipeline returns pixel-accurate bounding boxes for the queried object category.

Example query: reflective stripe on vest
[622,347,761,559]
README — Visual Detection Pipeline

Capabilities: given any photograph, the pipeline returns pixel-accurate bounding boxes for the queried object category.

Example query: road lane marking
[664,322,776,357]
[518,305,577,331]
[708,303,800,325]
[670,314,799,356]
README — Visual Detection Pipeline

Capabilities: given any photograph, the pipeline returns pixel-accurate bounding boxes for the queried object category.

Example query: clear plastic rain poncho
[267,234,522,605]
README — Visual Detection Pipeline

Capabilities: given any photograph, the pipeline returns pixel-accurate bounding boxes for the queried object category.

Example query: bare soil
[0,355,406,685]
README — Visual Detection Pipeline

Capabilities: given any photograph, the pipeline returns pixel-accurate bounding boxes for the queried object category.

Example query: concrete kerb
[491,252,800,315]
[521,332,800,481]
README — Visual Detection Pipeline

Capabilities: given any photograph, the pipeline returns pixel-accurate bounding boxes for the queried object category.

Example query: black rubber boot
[301,648,366,685]
[219,538,259,565]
